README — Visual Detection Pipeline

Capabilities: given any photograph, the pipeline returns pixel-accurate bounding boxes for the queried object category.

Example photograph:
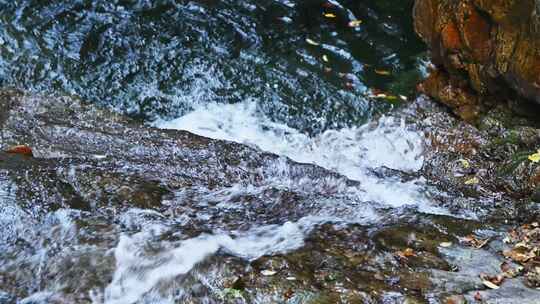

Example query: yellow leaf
[305,38,320,46]
[528,151,540,163]
[348,20,362,27]
[322,55,329,62]
[458,158,470,169]
[385,95,398,100]
[464,177,479,185]
[374,69,391,76]
[323,13,336,18]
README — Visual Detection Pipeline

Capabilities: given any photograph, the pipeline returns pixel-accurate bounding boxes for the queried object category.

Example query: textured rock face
[414,0,540,121]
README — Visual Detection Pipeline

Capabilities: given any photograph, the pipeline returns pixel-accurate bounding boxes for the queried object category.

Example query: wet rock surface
[414,0,540,121]
[1,89,540,303]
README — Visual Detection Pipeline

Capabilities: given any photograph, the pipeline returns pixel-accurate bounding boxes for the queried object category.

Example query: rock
[414,0,540,120]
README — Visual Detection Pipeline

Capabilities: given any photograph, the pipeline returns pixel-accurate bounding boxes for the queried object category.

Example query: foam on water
[91,100,448,303]
[155,101,429,208]
[103,216,329,304]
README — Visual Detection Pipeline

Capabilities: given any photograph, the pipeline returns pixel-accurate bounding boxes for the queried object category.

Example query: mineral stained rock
[414,0,540,121]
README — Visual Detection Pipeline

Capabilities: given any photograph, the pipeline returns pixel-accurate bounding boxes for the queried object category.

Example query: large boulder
[414,0,540,121]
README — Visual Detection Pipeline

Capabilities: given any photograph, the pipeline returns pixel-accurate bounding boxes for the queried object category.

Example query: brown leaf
[5,145,33,156]
[461,235,490,249]
[474,291,482,302]
[283,288,294,299]
[503,248,535,263]
[395,247,416,260]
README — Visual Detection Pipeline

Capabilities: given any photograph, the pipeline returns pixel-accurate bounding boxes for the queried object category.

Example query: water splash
[155,101,429,208]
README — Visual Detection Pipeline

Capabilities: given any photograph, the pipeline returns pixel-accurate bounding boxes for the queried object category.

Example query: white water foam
[155,101,429,208]
[100,100,443,303]
[103,216,323,304]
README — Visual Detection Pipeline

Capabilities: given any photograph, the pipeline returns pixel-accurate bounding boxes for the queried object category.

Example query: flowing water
[0,1,492,303]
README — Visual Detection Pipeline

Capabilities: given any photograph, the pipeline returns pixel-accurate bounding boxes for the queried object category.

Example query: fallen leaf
[374,69,391,76]
[458,159,470,169]
[403,248,415,257]
[461,235,490,248]
[283,288,294,299]
[323,13,336,18]
[322,54,329,62]
[306,38,320,46]
[475,237,491,249]
[5,145,33,156]
[529,151,540,163]
[480,273,505,286]
[503,248,535,263]
[464,177,479,185]
[260,270,277,276]
[474,292,482,302]
[395,248,416,260]
[348,20,362,27]
[482,280,500,289]
[285,276,296,281]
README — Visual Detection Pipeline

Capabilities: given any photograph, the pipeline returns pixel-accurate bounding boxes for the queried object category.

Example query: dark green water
[0,0,425,134]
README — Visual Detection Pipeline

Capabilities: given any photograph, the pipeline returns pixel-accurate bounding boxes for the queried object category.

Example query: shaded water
[0,0,425,133]
[0,1,491,304]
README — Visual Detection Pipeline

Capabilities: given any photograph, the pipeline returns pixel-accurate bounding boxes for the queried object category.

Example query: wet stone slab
[0,90,539,303]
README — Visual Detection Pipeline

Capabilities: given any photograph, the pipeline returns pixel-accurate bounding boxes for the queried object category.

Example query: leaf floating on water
[323,13,336,18]
[322,54,329,62]
[348,20,362,27]
[482,280,500,289]
[464,177,479,185]
[528,151,540,163]
[260,270,277,276]
[305,38,320,46]
[374,69,391,76]
[5,145,33,156]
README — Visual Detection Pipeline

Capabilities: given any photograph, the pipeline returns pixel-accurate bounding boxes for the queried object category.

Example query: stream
[1,1,537,303]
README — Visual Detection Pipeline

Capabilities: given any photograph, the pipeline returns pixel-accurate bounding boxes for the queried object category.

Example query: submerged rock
[0,89,539,303]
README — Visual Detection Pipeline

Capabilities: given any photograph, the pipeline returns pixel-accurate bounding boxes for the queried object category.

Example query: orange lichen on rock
[441,21,463,50]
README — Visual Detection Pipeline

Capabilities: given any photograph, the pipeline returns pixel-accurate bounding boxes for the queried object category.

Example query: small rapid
[0,1,484,303]
[86,101,447,304]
